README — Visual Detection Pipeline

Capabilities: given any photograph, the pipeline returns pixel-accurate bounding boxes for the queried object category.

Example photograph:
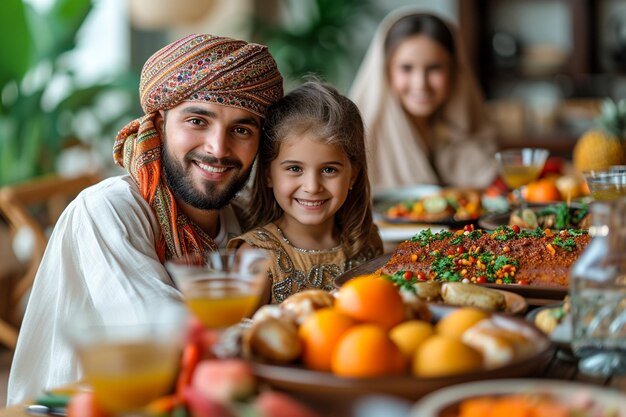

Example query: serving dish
[335,254,568,302]
[374,186,480,229]
[410,378,626,417]
[478,201,588,231]
[250,305,553,412]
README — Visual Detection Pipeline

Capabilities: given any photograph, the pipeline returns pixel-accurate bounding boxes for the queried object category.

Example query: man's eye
[234,127,251,135]
[188,118,204,126]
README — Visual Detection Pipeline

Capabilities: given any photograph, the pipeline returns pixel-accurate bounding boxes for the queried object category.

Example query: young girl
[229,81,383,304]
[350,9,498,190]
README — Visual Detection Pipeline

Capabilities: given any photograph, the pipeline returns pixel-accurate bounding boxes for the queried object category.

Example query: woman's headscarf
[350,8,497,190]
[113,34,283,262]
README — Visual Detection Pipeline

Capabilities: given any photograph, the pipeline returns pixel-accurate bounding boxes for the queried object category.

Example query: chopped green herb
[552,236,576,252]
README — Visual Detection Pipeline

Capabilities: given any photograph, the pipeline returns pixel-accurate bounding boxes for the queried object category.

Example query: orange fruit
[298,307,355,371]
[413,334,483,377]
[525,179,562,203]
[331,324,406,377]
[335,276,405,330]
[389,320,434,359]
[435,308,490,339]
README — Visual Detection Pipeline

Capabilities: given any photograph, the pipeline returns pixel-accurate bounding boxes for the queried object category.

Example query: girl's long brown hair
[245,80,375,258]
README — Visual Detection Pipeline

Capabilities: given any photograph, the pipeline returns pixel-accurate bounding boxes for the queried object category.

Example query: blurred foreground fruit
[298,308,355,371]
[436,308,490,339]
[573,99,626,174]
[389,320,434,359]
[331,324,406,377]
[254,391,323,417]
[67,392,109,417]
[191,359,256,402]
[335,276,405,330]
[413,334,483,377]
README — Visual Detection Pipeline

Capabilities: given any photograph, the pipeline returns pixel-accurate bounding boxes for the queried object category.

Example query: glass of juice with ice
[165,248,270,329]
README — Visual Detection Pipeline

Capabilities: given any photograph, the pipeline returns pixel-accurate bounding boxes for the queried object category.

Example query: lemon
[435,308,490,339]
[413,334,483,377]
[389,320,434,359]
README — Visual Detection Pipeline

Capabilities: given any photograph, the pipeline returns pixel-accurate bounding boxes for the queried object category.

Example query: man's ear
[155,111,165,134]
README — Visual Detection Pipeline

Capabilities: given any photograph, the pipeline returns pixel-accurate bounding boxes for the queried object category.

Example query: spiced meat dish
[379,225,590,287]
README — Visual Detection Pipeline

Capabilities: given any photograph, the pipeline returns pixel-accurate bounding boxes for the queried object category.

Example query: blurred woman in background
[350,9,498,191]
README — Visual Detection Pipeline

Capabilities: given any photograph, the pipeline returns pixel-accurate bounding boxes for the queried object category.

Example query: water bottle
[569,199,626,376]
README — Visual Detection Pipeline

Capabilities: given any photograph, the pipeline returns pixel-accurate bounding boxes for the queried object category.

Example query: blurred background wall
[1,0,626,186]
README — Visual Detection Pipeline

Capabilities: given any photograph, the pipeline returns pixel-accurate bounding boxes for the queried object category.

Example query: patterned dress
[229,223,383,303]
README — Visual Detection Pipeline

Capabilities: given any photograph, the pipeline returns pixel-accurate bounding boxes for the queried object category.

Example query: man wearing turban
[8,34,283,405]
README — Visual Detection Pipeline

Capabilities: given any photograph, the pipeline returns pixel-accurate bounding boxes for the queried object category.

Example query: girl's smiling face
[388,34,452,120]
[267,133,355,231]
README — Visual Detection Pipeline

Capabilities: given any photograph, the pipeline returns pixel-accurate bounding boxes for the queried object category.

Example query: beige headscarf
[350,8,498,191]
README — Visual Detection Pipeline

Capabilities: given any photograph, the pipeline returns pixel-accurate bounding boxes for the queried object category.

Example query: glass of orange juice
[583,167,626,202]
[165,248,270,329]
[495,148,549,209]
[65,304,186,415]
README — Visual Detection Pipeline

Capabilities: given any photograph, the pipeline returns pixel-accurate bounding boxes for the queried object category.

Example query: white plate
[373,185,442,203]
[410,378,626,417]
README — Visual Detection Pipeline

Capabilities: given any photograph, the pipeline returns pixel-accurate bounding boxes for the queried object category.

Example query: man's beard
[161,140,251,210]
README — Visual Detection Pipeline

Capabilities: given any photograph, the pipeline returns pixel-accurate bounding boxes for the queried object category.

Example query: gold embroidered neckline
[275,226,341,253]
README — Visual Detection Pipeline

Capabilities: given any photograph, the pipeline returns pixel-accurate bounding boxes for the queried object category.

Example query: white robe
[7,175,242,405]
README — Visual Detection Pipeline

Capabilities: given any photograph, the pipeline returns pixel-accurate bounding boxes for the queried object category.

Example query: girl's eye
[321,167,338,174]
[286,166,302,173]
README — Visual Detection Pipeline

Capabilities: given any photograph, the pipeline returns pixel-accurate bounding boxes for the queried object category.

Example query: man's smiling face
[160,101,262,210]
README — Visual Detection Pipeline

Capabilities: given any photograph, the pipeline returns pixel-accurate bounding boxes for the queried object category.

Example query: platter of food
[248,305,552,404]
[410,379,626,417]
[375,187,482,227]
[338,223,590,302]
[478,201,589,231]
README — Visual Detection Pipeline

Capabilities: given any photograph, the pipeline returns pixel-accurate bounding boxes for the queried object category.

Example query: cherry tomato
[463,224,475,232]
[517,279,529,285]
[475,275,488,284]
[456,246,465,254]
[416,271,427,281]
[403,271,413,280]
[511,224,521,233]
[446,247,456,256]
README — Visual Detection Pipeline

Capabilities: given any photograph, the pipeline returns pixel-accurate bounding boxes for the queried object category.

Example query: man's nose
[203,129,229,159]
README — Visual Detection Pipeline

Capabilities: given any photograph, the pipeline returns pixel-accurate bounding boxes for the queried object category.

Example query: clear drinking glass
[495,148,549,209]
[569,198,626,376]
[65,304,187,415]
[165,248,270,329]
[582,167,626,202]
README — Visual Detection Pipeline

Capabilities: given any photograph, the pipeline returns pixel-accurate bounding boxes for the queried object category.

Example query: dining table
[1,354,625,417]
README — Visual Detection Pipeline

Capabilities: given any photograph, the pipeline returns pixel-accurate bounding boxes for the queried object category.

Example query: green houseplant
[0,0,137,186]
[249,0,381,92]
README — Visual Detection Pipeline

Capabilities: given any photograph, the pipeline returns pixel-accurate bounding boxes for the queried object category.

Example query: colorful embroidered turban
[112,34,283,263]
[139,34,283,117]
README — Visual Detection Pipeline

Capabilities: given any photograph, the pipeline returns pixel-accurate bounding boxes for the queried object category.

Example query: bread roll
[441,282,506,311]
[462,318,534,368]
[280,289,335,324]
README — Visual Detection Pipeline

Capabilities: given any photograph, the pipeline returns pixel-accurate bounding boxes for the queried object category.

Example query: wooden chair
[0,173,100,349]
